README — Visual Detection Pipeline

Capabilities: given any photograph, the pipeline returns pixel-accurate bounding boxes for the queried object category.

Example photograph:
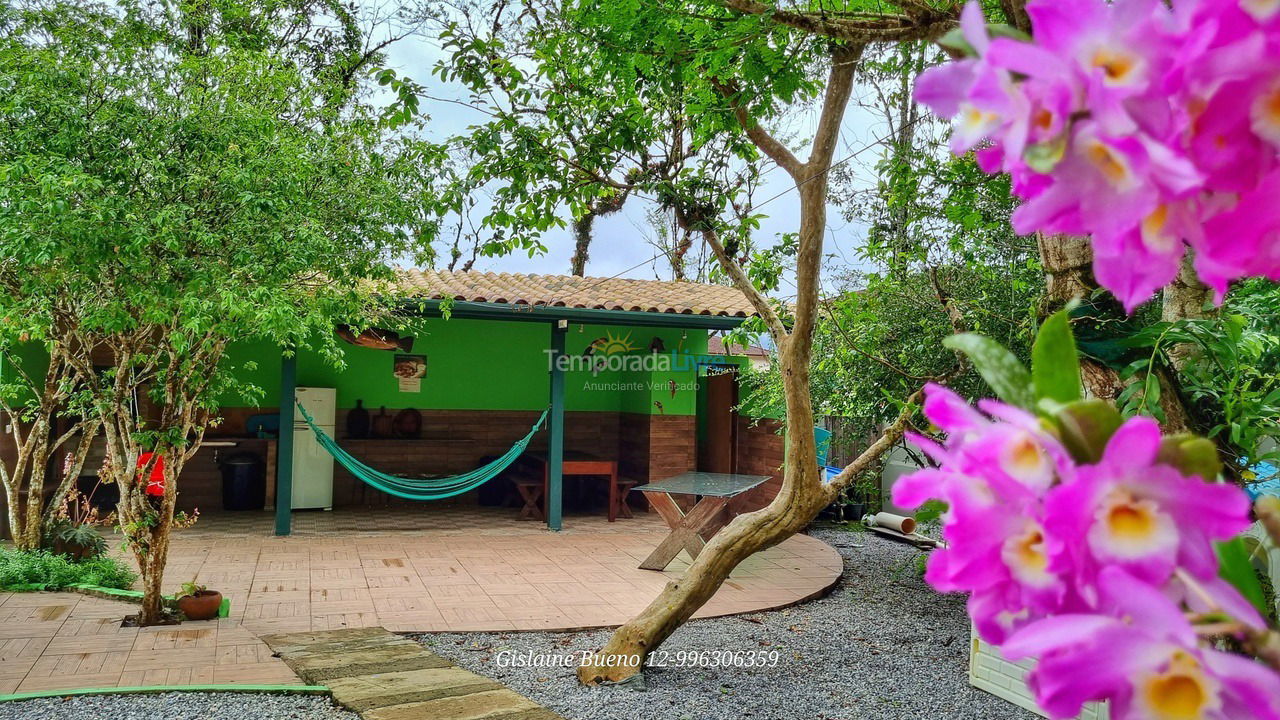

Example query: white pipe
[866,511,916,535]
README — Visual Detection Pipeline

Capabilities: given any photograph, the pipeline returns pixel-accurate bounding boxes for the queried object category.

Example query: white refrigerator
[293,387,336,510]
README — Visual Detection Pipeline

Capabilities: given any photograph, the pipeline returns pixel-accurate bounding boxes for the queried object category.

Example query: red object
[138,452,165,496]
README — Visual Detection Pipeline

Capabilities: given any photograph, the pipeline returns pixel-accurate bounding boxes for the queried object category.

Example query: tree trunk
[1162,253,1215,372]
[1036,234,1195,431]
[19,422,51,550]
[3,429,39,550]
[72,340,172,625]
[0,345,90,550]
[570,213,596,277]
[136,486,175,625]
[576,329,913,684]
[1037,234,1126,399]
[670,228,694,281]
[1037,233,1096,312]
[570,192,629,276]
[577,45,878,685]
[114,443,179,626]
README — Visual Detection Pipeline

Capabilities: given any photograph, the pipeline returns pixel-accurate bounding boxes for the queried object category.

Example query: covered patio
[174,270,787,536]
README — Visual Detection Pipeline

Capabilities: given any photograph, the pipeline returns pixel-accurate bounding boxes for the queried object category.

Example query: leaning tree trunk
[577,44,886,684]
[577,366,915,683]
[41,420,101,533]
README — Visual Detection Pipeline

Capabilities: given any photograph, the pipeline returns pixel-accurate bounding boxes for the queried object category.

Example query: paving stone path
[263,628,564,720]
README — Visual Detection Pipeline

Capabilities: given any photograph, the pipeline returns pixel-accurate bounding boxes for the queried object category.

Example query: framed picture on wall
[393,354,427,392]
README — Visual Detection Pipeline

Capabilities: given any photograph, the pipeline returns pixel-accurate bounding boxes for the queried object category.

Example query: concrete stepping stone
[263,627,564,720]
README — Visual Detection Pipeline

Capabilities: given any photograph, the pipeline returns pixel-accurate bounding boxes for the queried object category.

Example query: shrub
[42,519,109,559]
[0,548,137,591]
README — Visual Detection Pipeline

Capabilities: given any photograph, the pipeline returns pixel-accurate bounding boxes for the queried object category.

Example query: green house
[2,270,786,538]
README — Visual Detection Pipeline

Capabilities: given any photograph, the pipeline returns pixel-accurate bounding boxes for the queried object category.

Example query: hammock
[294,401,548,501]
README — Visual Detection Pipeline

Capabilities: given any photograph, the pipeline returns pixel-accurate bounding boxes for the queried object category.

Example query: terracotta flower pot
[177,590,223,621]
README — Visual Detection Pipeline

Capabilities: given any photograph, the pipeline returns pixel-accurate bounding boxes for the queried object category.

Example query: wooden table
[521,451,627,522]
[631,471,772,570]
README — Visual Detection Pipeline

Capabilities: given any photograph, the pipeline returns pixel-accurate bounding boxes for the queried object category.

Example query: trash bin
[219,452,266,511]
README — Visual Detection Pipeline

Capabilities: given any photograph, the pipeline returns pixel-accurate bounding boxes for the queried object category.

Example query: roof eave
[395,298,751,330]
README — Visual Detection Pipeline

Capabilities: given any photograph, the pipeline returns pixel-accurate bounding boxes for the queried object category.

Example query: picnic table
[631,471,772,571]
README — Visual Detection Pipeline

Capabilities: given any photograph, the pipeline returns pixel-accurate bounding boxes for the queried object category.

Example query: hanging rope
[294,401,548,501]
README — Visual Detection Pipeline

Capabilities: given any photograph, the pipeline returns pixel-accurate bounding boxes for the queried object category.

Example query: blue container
[814,426,833,466]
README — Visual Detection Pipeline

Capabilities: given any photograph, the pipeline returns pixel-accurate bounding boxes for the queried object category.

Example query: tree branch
[807,44,865,171]
[715,80,802,176]
[822,387,921,503]
[718,0,960,44]
[700,226,789,340]
[789,44,861,345]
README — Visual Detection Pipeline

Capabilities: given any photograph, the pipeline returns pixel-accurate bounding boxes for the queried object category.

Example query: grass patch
[0,548,136,591]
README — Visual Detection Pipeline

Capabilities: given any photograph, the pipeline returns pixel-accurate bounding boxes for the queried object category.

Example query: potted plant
[825,470,880,524]
[176,578,223,621]
[849,478,881,522]
[44,479,114,561]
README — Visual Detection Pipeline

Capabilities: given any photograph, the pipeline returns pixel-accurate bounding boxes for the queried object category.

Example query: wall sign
[394,354,427,392]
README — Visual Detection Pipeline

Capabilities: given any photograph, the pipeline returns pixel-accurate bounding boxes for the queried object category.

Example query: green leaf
[1157,434,1222,482]
[936,27,977,57]
[1024,135,1067,173]
[937,23,1028,58]
[1052,399,1123,464]
[1032,310,1082,405]
[986,24,1033,43]
[1215,537,1267,615]
[943,333,1035,409]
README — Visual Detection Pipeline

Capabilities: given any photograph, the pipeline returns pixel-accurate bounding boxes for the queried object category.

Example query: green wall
[0,318,749,419]
[0,341,52,405]
[221,318,718,416]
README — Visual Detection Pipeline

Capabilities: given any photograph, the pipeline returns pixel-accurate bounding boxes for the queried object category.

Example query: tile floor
[0,506,842,693]
[0,592,298,694]
[163,507,842,634]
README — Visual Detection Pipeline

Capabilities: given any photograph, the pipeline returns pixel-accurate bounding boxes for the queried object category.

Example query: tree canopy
[0,0,441,622]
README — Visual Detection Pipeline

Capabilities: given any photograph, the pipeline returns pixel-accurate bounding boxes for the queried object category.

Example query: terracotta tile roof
[393,269,757,317]
[708,335,770,358]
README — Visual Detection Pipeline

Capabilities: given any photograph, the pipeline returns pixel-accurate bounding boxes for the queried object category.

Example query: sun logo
[590,331,637,355]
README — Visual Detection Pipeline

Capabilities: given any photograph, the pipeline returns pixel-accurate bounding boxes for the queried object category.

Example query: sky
[379,14,898,298]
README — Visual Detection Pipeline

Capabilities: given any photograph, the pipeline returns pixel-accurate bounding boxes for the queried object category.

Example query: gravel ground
[0,692,356,720]
[413,527,1036,720]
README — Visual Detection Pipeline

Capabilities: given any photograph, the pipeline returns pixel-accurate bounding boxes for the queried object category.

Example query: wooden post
[274,353,296,536]
[548,320,567,531]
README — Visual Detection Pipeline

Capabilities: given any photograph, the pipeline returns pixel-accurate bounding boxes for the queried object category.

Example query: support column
[547,320,567,531]
[274,353,297,536]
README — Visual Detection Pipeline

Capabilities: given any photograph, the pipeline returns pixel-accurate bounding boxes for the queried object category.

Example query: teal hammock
[294,402,548,501]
